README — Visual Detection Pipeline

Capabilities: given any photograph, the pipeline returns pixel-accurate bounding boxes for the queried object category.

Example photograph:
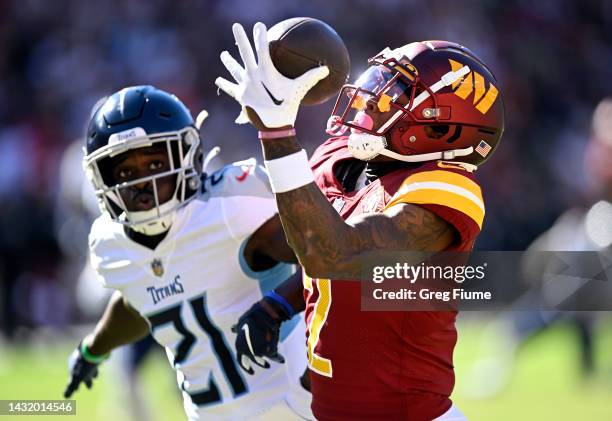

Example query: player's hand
[215,22,329,129]
[63,341,107,398]
[232,296,291,374]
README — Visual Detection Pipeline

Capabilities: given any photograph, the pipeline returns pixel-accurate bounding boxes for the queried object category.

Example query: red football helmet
[328,40,505,167]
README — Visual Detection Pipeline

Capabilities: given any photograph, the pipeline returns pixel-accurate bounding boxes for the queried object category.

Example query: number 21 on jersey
[146,293,247,404]
[304,275,333,377]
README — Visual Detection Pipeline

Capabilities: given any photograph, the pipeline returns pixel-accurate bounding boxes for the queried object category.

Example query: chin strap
[347,132,475,164]
[123,197,180,236]
[130,216,173,236]
[378,146,474,163]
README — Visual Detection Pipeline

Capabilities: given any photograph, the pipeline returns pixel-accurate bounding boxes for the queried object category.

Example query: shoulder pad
[201,158,273,200]
[387,163,484,229]
[88,214,136,289]
[88,214,134,263]
[89,213,118,253]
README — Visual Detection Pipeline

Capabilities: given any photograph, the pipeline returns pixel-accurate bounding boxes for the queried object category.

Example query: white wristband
[264,149,315,193]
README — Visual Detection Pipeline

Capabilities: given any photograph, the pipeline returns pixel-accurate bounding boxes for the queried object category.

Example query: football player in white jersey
[62,85,311,420]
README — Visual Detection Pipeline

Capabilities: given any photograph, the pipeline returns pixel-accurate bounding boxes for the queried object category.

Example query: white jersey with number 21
[89,158,311,420]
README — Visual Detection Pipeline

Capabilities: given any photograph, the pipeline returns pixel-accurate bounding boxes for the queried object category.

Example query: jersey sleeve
[385,162,485,244]
[205,158,278,242]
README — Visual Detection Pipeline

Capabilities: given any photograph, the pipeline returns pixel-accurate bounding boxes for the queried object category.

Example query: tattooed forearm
[261,137,355,275]
[260,137,455,279]
[278,182,355,277]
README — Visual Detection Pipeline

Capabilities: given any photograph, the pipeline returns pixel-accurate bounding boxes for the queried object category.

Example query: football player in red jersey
[217,23,504,421]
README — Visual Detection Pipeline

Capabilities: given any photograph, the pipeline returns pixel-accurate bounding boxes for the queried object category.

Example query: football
[268,17,350,105]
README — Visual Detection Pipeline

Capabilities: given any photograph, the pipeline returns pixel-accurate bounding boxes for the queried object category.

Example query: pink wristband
[258,128,296,139]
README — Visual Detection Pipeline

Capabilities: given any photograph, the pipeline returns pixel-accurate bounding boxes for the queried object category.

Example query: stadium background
[0,0,611,419]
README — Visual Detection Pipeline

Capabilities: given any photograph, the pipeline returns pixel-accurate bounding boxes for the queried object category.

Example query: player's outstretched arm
[261,137,455,279]
[85,291,150,355]
[215,22,454,279]
[64,291,150,398]
[234,211,306,375]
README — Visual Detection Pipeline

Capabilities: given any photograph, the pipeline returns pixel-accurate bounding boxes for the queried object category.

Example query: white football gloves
[215,22,329,129]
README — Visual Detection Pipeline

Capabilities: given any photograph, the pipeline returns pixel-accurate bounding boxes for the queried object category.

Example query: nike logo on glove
[242,324,256,355]
[242,324,269,368]
[261,83,284,105]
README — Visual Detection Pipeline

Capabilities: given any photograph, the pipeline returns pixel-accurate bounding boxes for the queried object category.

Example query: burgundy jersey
[303,137,484,421]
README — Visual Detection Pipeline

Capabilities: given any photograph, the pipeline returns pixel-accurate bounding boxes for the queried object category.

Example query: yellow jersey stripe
[399,170,482,200]
[306,278,333,377]
[387,186,485,228]
[391,181,484,212]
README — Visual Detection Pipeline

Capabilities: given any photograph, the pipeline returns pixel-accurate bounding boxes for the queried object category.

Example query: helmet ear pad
[386,113,501,166]
[386,118,439,157]
[387,120,417,156]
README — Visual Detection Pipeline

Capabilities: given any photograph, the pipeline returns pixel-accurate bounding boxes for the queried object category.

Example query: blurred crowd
[1,0,611,335]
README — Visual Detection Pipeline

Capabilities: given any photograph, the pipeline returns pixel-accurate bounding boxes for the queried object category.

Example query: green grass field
[453,316,612,420]
[1,317,611,420]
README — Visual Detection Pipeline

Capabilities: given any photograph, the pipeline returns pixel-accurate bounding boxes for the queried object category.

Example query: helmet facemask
[84,127,202,235]
[329,56,420,135]
[328,50,473,163]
